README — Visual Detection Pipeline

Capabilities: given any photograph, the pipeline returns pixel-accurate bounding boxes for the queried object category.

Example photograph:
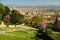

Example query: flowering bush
[37,22,47,29]
[53,20,60,32]
[3,15,11,22]
[57,26,60,31]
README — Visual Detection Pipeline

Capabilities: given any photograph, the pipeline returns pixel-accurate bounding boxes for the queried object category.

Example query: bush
[47,29,52,34]
[0,20,2,24]
[53,21,60,32]
[6,23,9,27]
[31,23,38,28]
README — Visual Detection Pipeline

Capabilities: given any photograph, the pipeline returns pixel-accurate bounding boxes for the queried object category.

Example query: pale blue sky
[0,0,60,6]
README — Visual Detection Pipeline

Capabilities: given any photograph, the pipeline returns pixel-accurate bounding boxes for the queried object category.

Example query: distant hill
[40,5,60,9]
[8,5,60,9]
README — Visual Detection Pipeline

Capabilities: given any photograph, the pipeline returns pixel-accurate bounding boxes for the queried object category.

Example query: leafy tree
[0,13,2,20]
[0,3,10,25]
[33,15,43,23]
[11,10,24,24]
[53,11,60,31]
[3,6,10,16]
[0,3,5,24]
[3,14,11,27]
[31,15,44,28]
[24,18,31,25]
[53,20,60,31]
[0,13,2,24]
[0,3,5,14]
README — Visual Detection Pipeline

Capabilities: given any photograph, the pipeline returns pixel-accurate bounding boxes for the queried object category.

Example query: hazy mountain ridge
[8,5,60,9]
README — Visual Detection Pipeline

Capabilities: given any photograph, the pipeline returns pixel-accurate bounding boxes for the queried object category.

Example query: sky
[0,0,60,6]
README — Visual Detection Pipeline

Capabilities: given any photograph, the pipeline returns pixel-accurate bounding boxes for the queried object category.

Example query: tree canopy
[11,10,24,24]
[0,3,5,14]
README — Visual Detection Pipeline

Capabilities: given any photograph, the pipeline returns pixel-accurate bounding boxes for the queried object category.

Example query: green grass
[0,27,60,40]
[0,27,37,40]
[0,34,22,40]
[48,33,60,40]
[47,28,60,40]
[7,29,36,38]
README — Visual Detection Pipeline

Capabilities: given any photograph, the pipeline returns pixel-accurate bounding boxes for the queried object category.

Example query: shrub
[3,15,11,23]
[53,21,60,32]
[37,22,47,29]
[0,20,2,24]
[47,28,52,34]
[6,23,9,27]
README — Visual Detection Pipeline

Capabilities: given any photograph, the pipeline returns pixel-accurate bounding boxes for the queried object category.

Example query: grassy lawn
[0,34,22,40]
[0,27,37,40]
[7,30,36,40]
[48,32,60,40]
[47,29,60,40]
[1,27,60,40]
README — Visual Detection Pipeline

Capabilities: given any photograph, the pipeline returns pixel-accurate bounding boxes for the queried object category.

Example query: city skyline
[0,0,60,6]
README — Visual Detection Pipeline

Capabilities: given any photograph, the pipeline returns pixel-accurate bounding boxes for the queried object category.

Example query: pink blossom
[57,26,60,31]
[37,22,47,29]
[4,15,11,19]
[4,15,11,22]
